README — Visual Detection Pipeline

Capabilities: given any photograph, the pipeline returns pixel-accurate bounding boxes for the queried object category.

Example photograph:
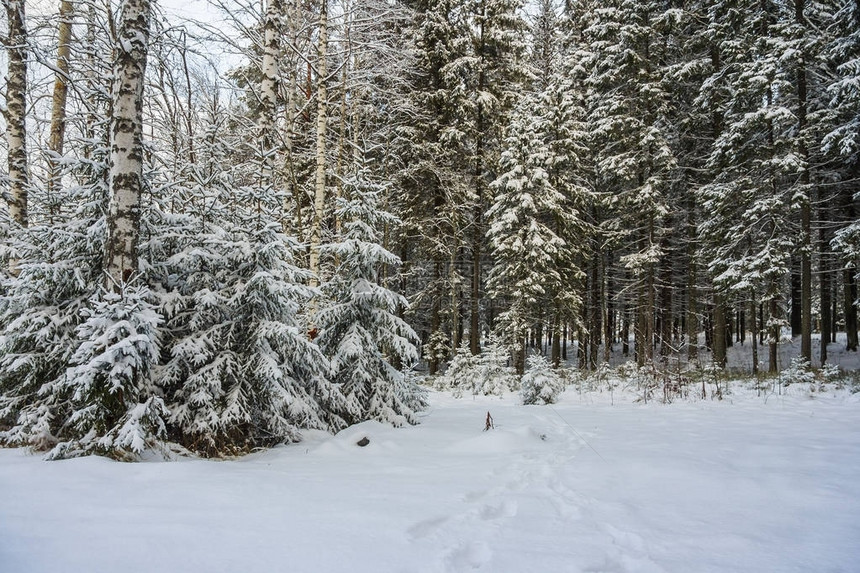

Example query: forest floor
[2,379,859,573]
[564,331,860,373]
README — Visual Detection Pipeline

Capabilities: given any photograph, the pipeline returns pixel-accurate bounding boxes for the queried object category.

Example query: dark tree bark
[551,304,561,367]
[796,0,813,362]
[428,263,442,375]
[768,297,779,373]
[820,194,831,364]
[842,192,858,351]
[713,293,727,368]
[791,258,802,336]
[750,292,758,375]
[846,269,858,352]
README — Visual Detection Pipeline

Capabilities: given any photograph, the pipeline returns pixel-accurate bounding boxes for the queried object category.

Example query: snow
[2,386,859,573]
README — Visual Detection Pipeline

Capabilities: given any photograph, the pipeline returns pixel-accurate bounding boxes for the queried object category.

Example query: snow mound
[313,420,398,455]
[446,425,554,455]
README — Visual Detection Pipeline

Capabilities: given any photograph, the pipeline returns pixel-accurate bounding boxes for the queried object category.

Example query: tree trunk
[259,0,281,179]
[622,303,630,355]
[796,0,813,362]
[768,297,779,373]
[820,199,831,364]
[713,293,727,368]
[309,0,328,288]
[450,251,461,350]
[635,293,645,366]
[515,332,526,375]
[660,261,672,358]
[578,328,587,369]
[846,269,859,351]
[47,0,74,208]
[470,134,484,355]
[750,291,758,375]
[589,255,601,369]
[551,303,561,367]
[428,261,442,375]
[562,320,568,360]
[790,257,802,336]
[645,271,655,363]
[687,248,698,362]
[282,0,301,235]
[831,280,837,343]
[105,0,151,290]
[470,8,487,356]
[604,251,612,364]
[4,0,29,232]
[800,193,812,363]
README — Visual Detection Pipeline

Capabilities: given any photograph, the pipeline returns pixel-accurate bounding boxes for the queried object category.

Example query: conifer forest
[0,0,858,459]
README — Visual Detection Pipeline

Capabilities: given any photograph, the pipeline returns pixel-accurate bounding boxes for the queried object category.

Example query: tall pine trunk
[551,303,562,367]
[768,297,779,373]
[750,291,758,375]
[790,258,802,336]
[842,189,858,351]
[846,269,859,351]
[713,293,727,368]
[105,0,151,289]
[428,261,442,375]
[795,0,813,363]
[820,193,831,364]
[470,107,485,355]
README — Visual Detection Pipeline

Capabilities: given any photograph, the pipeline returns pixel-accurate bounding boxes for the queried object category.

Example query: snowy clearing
[2,386,859,573]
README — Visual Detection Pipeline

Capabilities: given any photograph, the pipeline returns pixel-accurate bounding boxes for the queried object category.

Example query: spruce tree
[317,166,425,426]
[487,76,587,373]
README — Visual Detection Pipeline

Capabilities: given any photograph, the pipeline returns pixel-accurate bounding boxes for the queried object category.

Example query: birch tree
[309,0,329,290]
[3,0,29,230]
[104,0,152,289]
[47,0,74,203]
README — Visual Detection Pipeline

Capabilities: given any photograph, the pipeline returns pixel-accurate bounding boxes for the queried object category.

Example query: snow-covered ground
[2,385,859,573]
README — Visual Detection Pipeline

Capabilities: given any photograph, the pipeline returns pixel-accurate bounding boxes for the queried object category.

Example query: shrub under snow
[438,339,519,397]
[520,354,565,405]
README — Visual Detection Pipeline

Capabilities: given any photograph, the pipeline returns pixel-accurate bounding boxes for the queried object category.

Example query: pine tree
[48,284,166,460]
[155,217,346,455]
[462,0,529,354]
[0,188,106,450]
[317,166,425,426]
[825,0,860,351]
[521,353,565,405]
[398,0,475,373]
[697,0,817,372]
[579,0,676,366]
[487,78,587,373]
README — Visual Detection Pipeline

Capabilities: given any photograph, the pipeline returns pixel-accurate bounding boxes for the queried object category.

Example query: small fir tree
[48,284,166,460]
[521,354,565,405]
[317,169,426,426]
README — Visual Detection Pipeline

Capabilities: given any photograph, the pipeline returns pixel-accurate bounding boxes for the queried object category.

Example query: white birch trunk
[4,0,29,229]
[47,0,74,203]
[282,0,300,234]
[308,0,328,288]
[259,0,281,179]
[104,0,151,290]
